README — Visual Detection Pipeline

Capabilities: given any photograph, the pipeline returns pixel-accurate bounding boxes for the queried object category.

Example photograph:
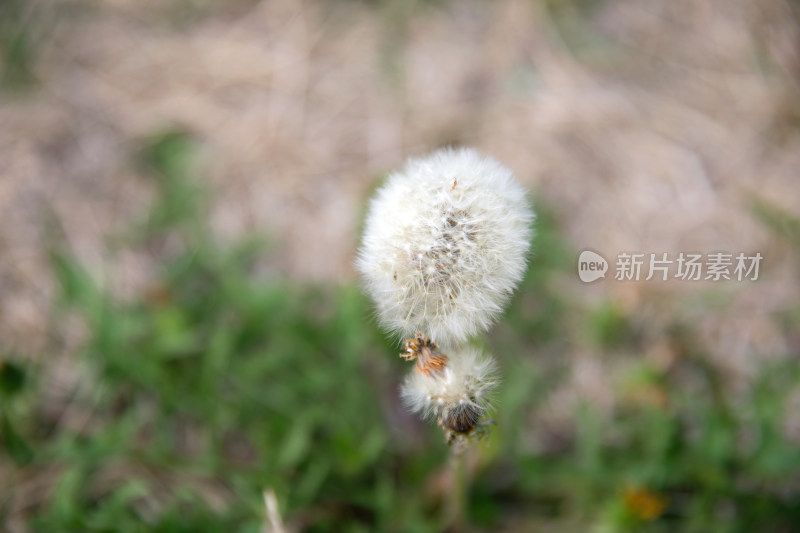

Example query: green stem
[445,446,469,532]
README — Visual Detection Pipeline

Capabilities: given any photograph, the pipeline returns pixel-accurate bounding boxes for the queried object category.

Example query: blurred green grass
[2,130,800,532]
[0,0,38,90]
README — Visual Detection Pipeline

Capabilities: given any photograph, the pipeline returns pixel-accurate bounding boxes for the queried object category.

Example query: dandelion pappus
[400,331,449,376]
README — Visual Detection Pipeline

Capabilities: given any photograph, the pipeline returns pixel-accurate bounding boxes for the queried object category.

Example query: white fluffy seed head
[357,147,534,345]
[400,346,498,426]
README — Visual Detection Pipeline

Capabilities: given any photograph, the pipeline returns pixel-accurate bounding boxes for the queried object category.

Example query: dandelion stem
[444,448,469,532]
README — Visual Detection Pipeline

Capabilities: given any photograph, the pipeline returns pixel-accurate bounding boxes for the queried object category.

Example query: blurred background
[2,0,800,531]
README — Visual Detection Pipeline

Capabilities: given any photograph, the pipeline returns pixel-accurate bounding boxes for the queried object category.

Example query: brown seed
[442,402,485,434]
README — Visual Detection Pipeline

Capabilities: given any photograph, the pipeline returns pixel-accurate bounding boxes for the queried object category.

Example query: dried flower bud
[357,147,533,345]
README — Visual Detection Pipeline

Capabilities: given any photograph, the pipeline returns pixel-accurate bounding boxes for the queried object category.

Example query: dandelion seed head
[357,147,534,344]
